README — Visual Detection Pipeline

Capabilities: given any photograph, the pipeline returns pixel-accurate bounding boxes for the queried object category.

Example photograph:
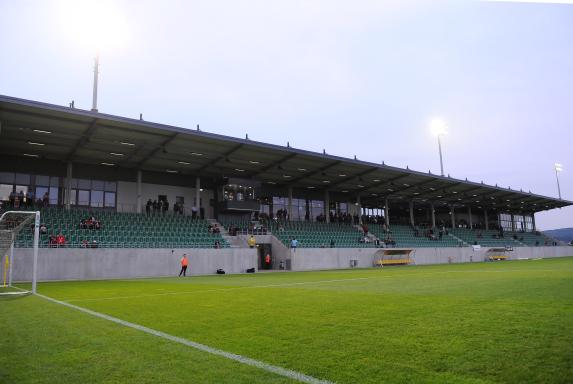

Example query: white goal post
[0,210,40,296]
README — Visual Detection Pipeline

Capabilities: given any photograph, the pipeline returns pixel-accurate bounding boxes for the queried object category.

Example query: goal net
[0,211,40,297]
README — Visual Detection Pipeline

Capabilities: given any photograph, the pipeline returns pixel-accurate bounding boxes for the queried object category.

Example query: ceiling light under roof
[322,180,330,183]
[166,169,178,173]
[33,129,51,134]
[23,153,39,158]
[110,152,124,156]
[307,186,315,189]
[120,141,135,146]
[100,162,115,166]
[373,179,381,182]
[403,183,410,187]
[297,168,307,172]
[190,152,204,156]
[235,168,245,172]
[177,161,190,165]
[267,181,276,185]
[283,175,291,178]
[249,160,260,164]
[338,174,347,177]
[28,141,45,146]
[341,190,348,193]
[357,184,364,188]
[387,188,394,192]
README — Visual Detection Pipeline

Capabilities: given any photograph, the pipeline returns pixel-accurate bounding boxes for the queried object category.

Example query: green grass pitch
[1,257,573,383]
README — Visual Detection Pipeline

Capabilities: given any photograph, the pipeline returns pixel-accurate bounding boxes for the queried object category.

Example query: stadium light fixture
[28,141,45,146]
[554,162,563,199]
[58,0,128,112]
[430,118,448,176]
[33,129,52,134]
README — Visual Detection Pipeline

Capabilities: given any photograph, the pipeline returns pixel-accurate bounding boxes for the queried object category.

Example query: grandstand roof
[1,94,570,213]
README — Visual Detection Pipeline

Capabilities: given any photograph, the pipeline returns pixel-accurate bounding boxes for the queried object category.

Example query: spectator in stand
[330,239,335,248]
[42,192,49,207]
[191,205,198,219]
[362,223,369,236]
[26,190,34,208]
[9,190,16,207]
[39,223,47,235]
[214,241,221,249]
[152,200,158,215]
[158,200,164,214]
[81,239,88,248]
[91,240,98,248]
[146,199,152,215]
[290,237,298,251]
[163,199,169,215]
[49,235,57,248]
[56,233,66,247]
[173,202,179,215]
[94,220,101,230]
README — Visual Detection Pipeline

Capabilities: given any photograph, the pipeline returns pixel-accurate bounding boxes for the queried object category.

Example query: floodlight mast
[430,119,448,176]
[555,163,563,200]
[91,52,99,112]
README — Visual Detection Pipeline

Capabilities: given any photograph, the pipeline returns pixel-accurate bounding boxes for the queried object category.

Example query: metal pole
[65,162,72,210]
[555,169,562,200]
[8,240,14,286]
[31,211,40,294]
[438,135,444,176]
[136,170,142,214]
[91,53,100,112]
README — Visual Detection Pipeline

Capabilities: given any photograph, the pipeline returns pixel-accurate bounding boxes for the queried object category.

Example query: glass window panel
[15,173,30,185]
[49,187,59,205]
[36,186,49,202]
[50,177,60,187]
[70,178,78,188]
[92,180,104,191]
[36,175,50,186]
[0,172,14,184]
[69,189,77,205]
[104,192,116,207]
[0,184,13,201]
[78,179,91,189]
[90,190,104,207]
[78,190,90,206]
[104,181,116,192]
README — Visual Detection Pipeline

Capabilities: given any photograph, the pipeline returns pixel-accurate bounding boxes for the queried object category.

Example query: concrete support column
[431,202,436,229]
[468,206,473,229]
[136,170,142,214]
[409,200,415,227]
[357,194,362,225]
[385,198,390,226]
[451,206,456,228]
[195,176,201,215]
[484,209,489,230]
[324,190,330,223]
[531,213,536,232]
[65,162,73,210]
[288,186,293,221]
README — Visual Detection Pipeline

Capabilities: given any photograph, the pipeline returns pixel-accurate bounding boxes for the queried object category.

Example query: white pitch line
[37,293,334,384]
[63,268,564,303]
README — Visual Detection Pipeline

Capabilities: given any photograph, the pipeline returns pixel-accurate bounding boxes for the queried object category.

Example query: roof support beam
[287,160,341,185]
[136,132,180,168]
[249,152,298,177]
[66,118,99,161]
[197,143,243,173]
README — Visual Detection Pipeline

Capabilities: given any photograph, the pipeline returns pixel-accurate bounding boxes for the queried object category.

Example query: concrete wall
[11,245,571,282]
[12,247,257,282]
[287,246,572,271]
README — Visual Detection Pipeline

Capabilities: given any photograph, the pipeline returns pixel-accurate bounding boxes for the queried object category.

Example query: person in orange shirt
[178,254,189,277]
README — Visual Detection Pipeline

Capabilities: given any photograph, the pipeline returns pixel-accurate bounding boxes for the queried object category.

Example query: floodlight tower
[555,163,563,200]
[91,53,99,112]
[430,118,448,176]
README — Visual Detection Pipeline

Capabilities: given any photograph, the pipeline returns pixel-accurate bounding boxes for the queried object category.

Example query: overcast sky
[0,0,571,230]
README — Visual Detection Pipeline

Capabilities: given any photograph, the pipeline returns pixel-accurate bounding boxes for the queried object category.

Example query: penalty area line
[36,293,333,384]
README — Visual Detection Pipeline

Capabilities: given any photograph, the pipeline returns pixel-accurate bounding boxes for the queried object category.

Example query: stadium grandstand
[0,94,571,279]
